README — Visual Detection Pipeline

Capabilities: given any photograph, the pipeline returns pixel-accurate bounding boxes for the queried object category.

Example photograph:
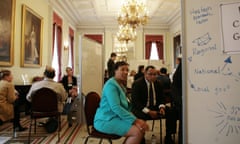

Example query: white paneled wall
[81,37,103,95]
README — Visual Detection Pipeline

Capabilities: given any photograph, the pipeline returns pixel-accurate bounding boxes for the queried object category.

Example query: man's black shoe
[140,137,146,144]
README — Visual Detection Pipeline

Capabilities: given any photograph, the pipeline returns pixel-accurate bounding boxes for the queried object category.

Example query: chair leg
[59,116,61,131]
[34,118,36,134]
[152,120,155,131]
[28,118,32,144]
[108,139,113,144]
[84,136,89,144]
[160,118,163,144]
[57,115,61,142]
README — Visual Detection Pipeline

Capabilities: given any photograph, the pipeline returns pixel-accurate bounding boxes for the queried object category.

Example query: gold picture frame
[0,0,15,66]
[21,5,43,67]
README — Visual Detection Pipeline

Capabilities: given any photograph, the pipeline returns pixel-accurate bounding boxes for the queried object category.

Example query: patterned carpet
[0,116,175,144]
[0,116,86,144]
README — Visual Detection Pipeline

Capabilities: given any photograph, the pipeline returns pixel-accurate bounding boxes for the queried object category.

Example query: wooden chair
[151,88,172,131]
[84,91,121,144]
[28,87,61,143]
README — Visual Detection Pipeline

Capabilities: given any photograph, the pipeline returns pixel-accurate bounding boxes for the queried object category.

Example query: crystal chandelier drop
[118,0,149,29]
[116,24,137,43]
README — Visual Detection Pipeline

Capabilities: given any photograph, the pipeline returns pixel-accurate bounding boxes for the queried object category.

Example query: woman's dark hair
[137,65,144,73]
[114,61,129,71]
[44,66,55,78]
[0,69,11,80]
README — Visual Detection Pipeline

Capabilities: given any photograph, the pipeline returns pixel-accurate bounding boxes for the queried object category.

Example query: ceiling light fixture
[117,0,149,29]
[116,24,137,43]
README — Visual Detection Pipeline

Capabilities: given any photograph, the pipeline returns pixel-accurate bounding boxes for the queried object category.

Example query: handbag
[45,117,58,133]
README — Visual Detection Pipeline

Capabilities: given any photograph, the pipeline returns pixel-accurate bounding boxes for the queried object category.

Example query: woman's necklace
[117,80,131,103]
[120,83,127,93]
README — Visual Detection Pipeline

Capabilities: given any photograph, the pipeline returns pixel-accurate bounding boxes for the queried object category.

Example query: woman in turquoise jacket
[94,61,149,144]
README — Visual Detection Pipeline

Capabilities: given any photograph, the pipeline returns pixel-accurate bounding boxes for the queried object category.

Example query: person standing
[172,57,182,144]
[107,52,117,78]
[0,69,27,131]
[94,61,149,144]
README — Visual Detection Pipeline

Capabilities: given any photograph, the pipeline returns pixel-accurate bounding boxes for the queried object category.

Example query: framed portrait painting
[21,5,43,67]
[0,0,15,66]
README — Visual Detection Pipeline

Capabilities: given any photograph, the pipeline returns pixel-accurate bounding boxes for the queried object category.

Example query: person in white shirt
[26,66,67,112]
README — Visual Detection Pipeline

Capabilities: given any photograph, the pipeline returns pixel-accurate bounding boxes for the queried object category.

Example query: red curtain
[145,41,152,59]
[53,12,62,26]
[53,12,62,81]
[52,23,56,56]
[156,41,163,59]
[57,26,62,81]
[69,28,74,71]
[84,34,103,44]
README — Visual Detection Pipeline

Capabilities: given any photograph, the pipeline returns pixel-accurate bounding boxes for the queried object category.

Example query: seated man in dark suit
[157,67,172,103]
[131,65,176,144]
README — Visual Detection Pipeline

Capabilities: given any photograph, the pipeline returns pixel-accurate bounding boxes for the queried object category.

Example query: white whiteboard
[220,2,240,53]
[81,37,103,95]
[184,0,240,144]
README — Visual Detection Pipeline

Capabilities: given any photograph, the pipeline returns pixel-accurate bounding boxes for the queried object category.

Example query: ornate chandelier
[116,24,137,43]
[117,0,148,29]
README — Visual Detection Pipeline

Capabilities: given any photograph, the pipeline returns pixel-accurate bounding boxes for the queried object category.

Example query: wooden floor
[0,115,179,144]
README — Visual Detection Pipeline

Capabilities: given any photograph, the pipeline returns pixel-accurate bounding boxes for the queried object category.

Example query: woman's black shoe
[0,119,3,125]
[15,126,28,132]
[68,123,72,128]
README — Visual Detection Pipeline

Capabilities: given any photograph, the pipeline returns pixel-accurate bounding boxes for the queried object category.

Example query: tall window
[68,28,74,70]
[149,42,159,60]
[145,35,163,60]
[52,12,62,81]
[67,36,72,68]
[52,24,61,81]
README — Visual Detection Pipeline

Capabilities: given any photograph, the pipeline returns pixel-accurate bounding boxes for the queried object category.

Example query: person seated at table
[94,61,149,144]
[60,67,77,94]
[0,69,27,131]
[26,66,67,113]
[65,86,79,127]
[131,65,176,144]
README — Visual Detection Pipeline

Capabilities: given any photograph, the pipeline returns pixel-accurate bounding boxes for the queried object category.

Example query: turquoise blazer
[94,78,136,136]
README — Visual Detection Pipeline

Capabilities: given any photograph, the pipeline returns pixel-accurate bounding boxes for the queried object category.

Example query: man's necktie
[149,83,154,107]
